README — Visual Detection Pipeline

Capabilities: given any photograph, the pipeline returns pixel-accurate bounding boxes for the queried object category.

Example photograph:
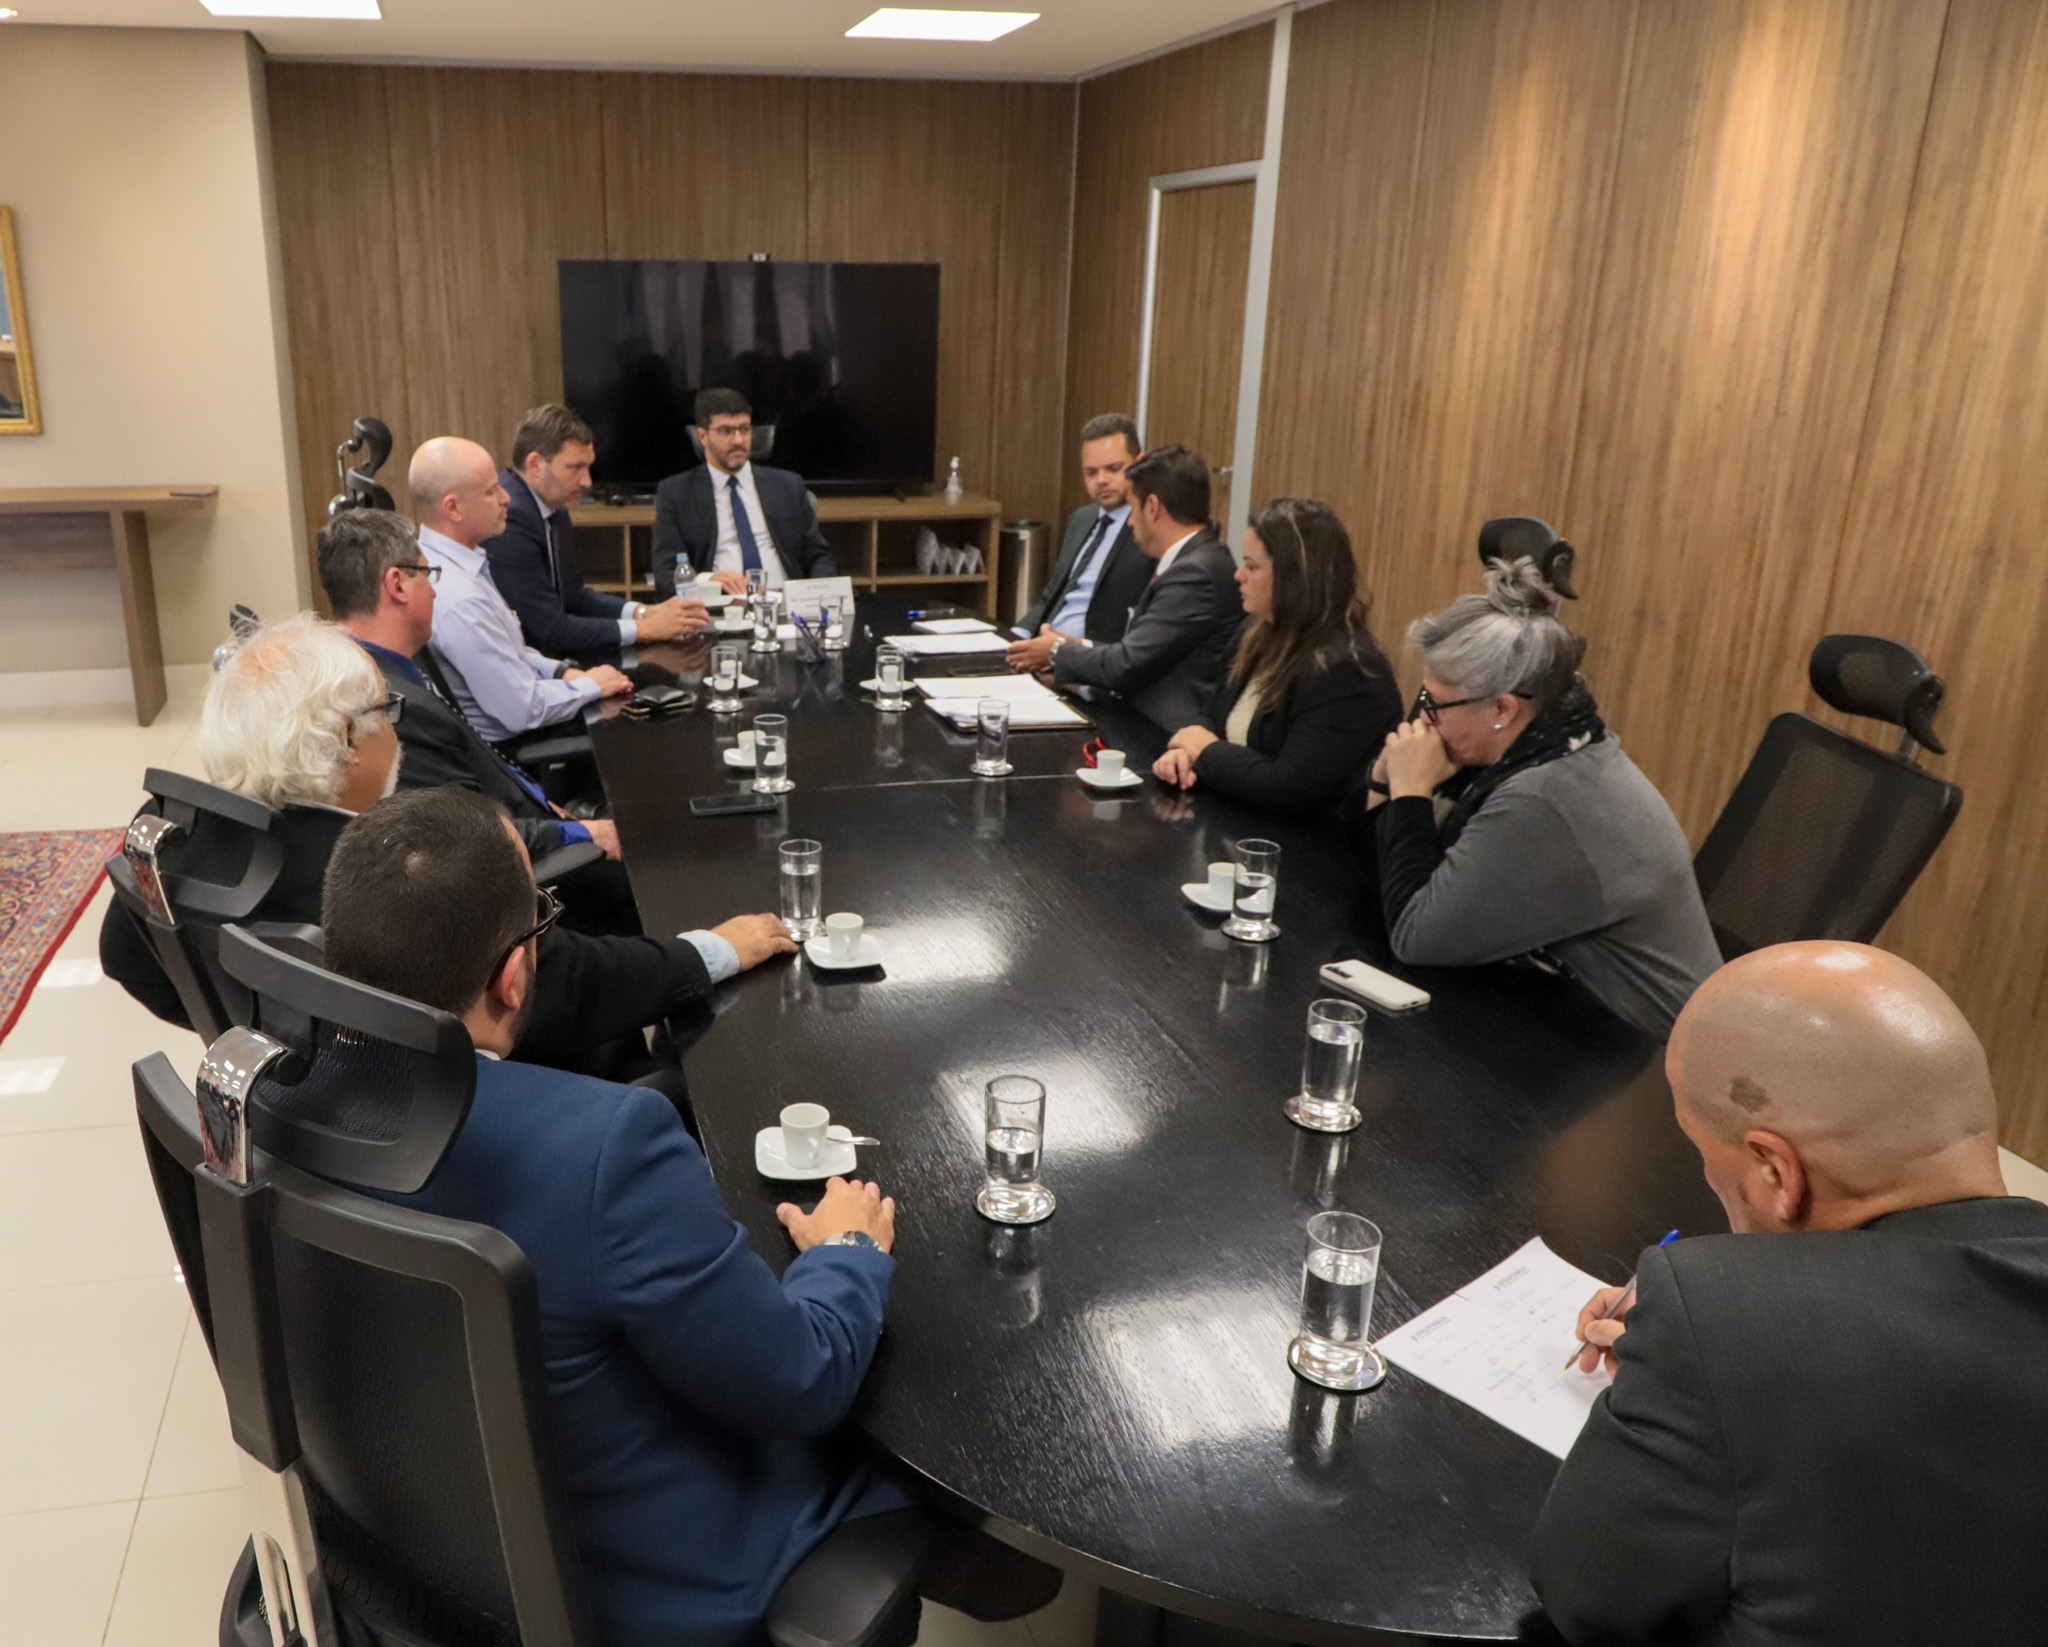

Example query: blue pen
[906,608,929,619]
[1566,1229,1679,1369]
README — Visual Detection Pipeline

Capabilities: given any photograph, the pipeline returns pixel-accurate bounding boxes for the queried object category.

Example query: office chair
[1477,516,1577,599]
[1692,634,1963,958]
[212,604,263,672]
[133,924,937,1647]
[329,415,397,516]
[686,422,776,464]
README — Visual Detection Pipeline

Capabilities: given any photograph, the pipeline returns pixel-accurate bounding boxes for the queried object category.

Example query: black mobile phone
[688,792,782,817]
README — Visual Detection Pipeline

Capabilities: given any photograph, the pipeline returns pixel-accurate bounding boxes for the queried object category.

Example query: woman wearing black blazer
[1152,498,1402,815]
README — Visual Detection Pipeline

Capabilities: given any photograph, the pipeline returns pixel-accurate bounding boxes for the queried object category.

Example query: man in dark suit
[1534,941,2047,1646]
[1008,445,1244,730]
[484,403,704,664]
[1014,412,1152,644]
[321,789,1058,1647]
[651,387,838,599]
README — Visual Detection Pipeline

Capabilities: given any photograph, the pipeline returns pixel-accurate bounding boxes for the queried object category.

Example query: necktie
[545,509,569,593]
[420,648,551,810]
[728,475,763,573]
[1055,514,1112,609]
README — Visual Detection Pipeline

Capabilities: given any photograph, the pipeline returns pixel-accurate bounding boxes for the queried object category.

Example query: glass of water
[1285,999,1366,1133]
[971,697,1013,776]
[1222,838,1281,942]
[821,595,850,651]
[874,644,911,711]
[778,838,823,940]
[751,713,793,794]
[1288,1211,1386,1391]
[976,1074,1055,1225]
[707,641,746,713]
[745,568,765,605]
[751,587,784,654]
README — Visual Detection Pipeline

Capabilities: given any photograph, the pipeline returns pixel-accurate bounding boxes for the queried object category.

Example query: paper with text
[780,577,856,621]
[1377,1237,1613,1458]
[923,696,1089,729]
[913,617,998,635]
[885,632,1013,657]
[913,674,1059,701]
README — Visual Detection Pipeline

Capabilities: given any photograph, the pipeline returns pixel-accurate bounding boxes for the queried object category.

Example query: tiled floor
[7,693,2048,1646]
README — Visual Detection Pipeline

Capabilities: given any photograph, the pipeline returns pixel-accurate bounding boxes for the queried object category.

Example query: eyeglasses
[1413,686,1528,726]
[353,691,406,725]
[396,562,441,584]
[494,885,564,976]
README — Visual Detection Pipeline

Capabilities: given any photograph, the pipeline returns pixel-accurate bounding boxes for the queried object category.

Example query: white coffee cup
[1096,748,1126,780]
[734,729,755,749]
[1205,861,1236,901]
[781,1102,830,1170]
[691,579,730,606]
[825,911,865,961]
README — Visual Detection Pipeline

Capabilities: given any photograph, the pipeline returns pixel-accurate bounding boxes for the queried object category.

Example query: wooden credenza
[0,485,217,725]
[567,492,1004,617]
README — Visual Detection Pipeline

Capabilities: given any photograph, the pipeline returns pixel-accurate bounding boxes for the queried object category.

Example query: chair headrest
[1809,634,1947,756]
[349,416,394,476]
[218,925,475,1194]
[1478,516,1577,599]
[119,772,287,926]
[329,415,398,516]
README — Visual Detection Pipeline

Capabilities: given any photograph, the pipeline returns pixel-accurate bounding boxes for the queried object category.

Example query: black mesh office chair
[329,416,397,516]
[1693,634,1963,959]
[135,925,938,1647]
[1477,516,1577,599]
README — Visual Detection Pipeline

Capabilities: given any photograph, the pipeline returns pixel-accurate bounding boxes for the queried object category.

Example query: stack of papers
[1377,1237,1614,1458]
[916,673,1090,729]
[884,632,1012,657]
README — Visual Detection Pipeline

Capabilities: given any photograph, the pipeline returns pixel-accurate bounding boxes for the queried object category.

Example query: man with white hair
[101,614,794,1083]
[410,435,633,746]
[1533,941,2047,1645]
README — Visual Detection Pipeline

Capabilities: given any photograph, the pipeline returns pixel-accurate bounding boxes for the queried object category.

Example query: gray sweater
[1384,736,1721,1038]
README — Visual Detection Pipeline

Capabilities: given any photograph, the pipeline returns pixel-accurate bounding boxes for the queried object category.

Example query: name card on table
[781,576,855,621]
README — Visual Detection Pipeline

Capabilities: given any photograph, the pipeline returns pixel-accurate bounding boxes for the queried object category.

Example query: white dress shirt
[418,525,600,744]
[526,481,639,645]
[709,463,790,588]
[1153,528,1201,581]
[1049,503,1131,635]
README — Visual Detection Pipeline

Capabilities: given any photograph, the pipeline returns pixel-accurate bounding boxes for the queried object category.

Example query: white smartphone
[1318,959,1431,1013]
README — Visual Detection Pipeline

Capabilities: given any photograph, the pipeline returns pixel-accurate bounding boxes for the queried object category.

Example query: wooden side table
[0,485,217,724]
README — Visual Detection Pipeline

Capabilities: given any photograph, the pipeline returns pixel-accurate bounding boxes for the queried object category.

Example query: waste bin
[999,520,1049,626]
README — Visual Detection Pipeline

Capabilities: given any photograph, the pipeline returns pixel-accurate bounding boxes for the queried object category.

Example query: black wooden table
[594,605,1723,1645]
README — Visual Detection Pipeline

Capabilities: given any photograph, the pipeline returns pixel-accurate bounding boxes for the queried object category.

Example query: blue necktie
[729,475,763,573]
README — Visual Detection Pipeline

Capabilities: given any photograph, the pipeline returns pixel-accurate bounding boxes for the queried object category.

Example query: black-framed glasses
[495,885,564,976]
[355,690,406,725]
[1413,686,1482,726]
[396,561,442,584]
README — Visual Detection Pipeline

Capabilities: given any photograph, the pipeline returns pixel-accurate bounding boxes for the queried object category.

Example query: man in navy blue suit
[319,789,1058,1645]
[486,404,707,663]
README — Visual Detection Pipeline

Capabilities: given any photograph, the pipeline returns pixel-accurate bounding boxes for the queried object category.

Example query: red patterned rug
[0,829,123,1044]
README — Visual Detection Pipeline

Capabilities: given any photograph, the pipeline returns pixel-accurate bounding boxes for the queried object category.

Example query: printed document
[1377,1237,1614,1458]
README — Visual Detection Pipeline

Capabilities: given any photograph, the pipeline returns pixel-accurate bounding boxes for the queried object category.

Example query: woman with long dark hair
[1152,497,1402,814]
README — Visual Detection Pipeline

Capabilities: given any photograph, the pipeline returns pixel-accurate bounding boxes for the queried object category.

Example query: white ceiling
[17,0,1280,79]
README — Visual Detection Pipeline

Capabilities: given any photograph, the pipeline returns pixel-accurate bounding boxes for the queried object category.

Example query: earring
[1493,722,1504,730]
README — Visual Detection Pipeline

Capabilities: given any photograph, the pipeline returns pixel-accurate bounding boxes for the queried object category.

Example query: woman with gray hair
[1361,561,1719,1038]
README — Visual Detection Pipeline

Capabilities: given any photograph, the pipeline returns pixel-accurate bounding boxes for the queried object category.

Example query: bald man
[409,436,633,746]
[1532,942,2048,1646]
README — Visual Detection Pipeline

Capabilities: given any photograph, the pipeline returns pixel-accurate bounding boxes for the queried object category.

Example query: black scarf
[1436,676,1606,847]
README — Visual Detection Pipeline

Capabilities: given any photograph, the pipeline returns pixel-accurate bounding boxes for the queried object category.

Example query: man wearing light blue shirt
[1012,413,1152,647]
[409,436,635,747]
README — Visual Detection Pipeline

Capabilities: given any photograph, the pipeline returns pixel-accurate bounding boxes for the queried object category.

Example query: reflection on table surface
[592,599,1722,1644]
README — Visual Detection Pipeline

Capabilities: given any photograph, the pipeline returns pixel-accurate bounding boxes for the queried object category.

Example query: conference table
[592,601,1724,1646]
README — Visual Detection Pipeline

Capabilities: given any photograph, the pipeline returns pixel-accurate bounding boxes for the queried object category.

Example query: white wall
[0,26,305,673]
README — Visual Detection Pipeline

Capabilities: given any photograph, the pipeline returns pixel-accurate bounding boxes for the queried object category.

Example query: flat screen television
[559,259,941,492]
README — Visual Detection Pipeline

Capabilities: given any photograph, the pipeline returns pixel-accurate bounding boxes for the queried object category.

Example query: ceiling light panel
[199,0,380,16]
[845,8,1039,42]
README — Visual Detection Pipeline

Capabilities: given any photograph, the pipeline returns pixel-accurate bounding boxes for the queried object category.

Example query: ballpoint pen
[1565,1229,1679,1369]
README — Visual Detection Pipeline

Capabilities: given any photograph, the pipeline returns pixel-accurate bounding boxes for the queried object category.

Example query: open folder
[915,673,1090,729]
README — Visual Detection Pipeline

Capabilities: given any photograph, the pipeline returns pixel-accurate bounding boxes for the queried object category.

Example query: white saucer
[1076,765,1143,790]
[722,746,760,768]
[755,1126,861,1181]
[804,933,884,970]
[1181,883,1234,913]
[689,591,733,609]
[714,615,753,634]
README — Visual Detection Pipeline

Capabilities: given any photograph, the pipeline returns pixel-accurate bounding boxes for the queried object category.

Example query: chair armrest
[766,1509,938,1647]
[516,733,594,766]
[530,842,606,886]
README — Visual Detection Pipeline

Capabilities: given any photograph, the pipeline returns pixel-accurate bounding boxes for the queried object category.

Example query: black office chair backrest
[1693,636,1962,958]
[133,935,597,1645]
[1477,515,1577,599]
[330,415,398,516]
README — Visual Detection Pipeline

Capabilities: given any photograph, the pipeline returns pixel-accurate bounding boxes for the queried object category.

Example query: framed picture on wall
[0,206,42,435]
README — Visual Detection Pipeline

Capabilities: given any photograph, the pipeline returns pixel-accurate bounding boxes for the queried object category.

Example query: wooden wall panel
[1564,0,1947,835]
[1820,0,2048,1160]
[599,73,809,260]
[1062,24,1272,515]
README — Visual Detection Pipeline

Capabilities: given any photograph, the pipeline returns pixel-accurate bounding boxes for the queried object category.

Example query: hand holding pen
[1566,1229,1679,1373]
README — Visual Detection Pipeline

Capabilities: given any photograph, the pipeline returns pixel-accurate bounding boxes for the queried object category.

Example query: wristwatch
[820,1229,882,1252]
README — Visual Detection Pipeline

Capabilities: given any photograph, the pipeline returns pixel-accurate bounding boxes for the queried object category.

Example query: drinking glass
[971,697,1013,776]
[751,587,784,654]
[751,713,793,794]
[821,595,850,651]
[1222,838,1281,942]
[1287,1211,1386,1391]
[745,568,765,604]
[707,641,746,713]
[976,1075,1056,1225]
[1285,999,1367,1133]
[778,839,823,940]
[874,644,910,711]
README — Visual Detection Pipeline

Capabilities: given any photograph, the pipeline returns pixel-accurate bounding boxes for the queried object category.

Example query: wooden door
[1145,180,1254,532]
